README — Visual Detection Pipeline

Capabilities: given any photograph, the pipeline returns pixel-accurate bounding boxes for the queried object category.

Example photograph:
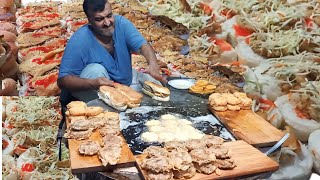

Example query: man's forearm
[57,75,97,91]
[140,44,158,65]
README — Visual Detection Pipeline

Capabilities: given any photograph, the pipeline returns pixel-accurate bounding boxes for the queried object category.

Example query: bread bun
[98,86,128,111]
[0,78,18,96]
[142,88,170,101]
[0,22,17,35]
[0,0,14,8]
[0,30,16,42]
[142,81,170,102]
[144,81,170,95]
[114,83,143,108]
[32,72,61,96]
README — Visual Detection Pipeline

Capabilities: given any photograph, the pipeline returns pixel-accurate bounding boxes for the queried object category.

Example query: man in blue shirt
[58,0,166,104]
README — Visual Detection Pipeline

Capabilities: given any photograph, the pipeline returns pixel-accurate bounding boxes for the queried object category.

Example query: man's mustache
[102,23,113,29]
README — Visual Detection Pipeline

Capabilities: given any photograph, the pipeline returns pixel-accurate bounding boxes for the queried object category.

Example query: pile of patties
[141,135,236,180]
[98,83,143,111]
[64,101,123,166]
[208,92,253,111]
[189,79,216,95]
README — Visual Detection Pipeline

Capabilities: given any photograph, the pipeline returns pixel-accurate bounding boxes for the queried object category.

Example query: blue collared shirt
[58,15,147,85]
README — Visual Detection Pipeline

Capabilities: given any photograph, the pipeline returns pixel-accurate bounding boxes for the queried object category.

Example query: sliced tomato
[209,37,233,52]
[233,24,254,37]
[295,107,309,119]
[73,20,87,26]
[22,21,33,28]
[34,73,58,88]
[161,68,171,76]
[259,98,276,110]
[220,9,235,19]
[14,145,28,155]
[214,39,233,52]
[259,98,276,107]
[2,140,9,150]
[230,61,241,67]
[22,163,35,172]
[305,17,313,28]
[6,123,14,129]
[233,24,254,44]
[199,2,212,16]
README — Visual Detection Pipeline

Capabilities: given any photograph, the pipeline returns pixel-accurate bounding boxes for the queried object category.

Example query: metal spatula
[264,133,290,156]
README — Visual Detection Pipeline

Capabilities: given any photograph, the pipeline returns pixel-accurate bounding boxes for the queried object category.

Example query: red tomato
[199,2,212,16]
[233,24,254,37]
[214,39,233,52]
[2,140,9,149]
[220,9,235,19]
[209,37,233,52]
[12,106,17,112]
[14,145,28,155]
[230,61,241,67]
[305,17,313,27]
[22,163,34,172]
[6,123,14,129]
[233,24,254,44]
[295,107,309,119]
[259,98,276,111]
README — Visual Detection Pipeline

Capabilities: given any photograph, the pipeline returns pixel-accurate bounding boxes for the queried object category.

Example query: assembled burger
[142,81,170,102]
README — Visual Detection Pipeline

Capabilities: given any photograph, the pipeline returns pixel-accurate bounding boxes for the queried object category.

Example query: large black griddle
[88,83,235,155]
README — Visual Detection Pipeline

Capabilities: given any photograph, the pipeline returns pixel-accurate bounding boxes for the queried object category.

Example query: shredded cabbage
[138,0,211,31]
[250,27,314,56]
[6,97,61,126]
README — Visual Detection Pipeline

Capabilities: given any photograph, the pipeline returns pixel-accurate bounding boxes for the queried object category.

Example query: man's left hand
[145,63,167,85]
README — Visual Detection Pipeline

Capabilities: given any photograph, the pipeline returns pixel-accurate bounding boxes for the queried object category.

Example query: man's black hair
[83,0,109,17]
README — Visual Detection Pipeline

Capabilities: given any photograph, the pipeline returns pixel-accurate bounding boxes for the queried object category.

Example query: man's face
[88,2,115,37]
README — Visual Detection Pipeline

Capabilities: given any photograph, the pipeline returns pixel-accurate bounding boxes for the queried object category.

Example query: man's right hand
[94,77,115,88]
[58,76,115,91]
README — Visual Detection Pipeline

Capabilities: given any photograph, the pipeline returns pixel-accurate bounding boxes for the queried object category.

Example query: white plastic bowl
[168,79,195,90]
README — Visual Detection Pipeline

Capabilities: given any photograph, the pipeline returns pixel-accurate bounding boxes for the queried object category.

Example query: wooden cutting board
[209,108,284,147]
[136,140,279,180]
[67,129,136,173]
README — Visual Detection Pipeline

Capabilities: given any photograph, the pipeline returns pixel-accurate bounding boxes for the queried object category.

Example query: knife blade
[57,106,67,161]
[160,73,169,88]
[138,80,144,88]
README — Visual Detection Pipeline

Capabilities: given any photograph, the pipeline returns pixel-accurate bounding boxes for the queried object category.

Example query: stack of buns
[189,80,216,95]
[65,101,103,140]
[98,83,143,111]
[208,92,252,111]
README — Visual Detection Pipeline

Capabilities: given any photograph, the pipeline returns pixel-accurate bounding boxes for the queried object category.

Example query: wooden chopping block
[210,108,285,147]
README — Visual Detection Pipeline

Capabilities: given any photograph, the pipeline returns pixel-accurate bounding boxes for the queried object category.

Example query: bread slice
[98,86,128,111]
[114,83,143,108]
